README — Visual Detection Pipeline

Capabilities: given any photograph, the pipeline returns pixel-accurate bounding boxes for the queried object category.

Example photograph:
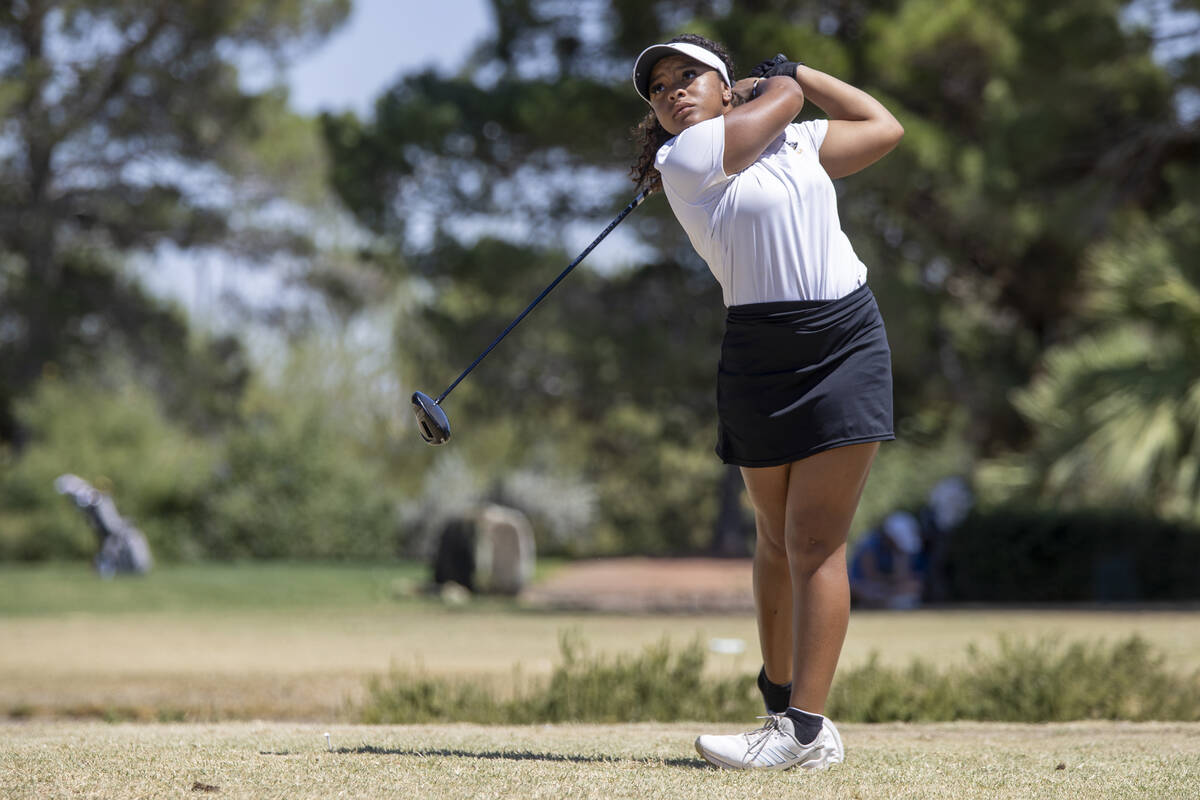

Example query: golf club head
[411,391,450,445]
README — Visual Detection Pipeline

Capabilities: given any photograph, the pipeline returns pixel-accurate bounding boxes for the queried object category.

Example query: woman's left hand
[750,55,801,80]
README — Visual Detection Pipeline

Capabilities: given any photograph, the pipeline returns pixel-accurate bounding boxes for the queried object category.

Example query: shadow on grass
[261,745,706,769]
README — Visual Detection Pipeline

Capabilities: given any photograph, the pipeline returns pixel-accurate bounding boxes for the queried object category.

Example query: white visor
[632,41,731,104]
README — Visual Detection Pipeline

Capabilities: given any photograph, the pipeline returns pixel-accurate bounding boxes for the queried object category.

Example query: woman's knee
[781,444,878,576]
[742,465,790,557]
[754,512,788,559]
[784,517,847,576]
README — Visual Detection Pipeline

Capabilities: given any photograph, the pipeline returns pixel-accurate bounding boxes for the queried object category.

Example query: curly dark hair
[630,34,738,194]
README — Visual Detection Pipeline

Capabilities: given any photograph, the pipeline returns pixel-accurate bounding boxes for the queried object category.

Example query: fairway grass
[3,720,1198,800]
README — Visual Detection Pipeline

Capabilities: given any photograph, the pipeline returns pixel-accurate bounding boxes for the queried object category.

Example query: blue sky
[151,0,645,339]
[287,0,495,116]
[140,2,495,337]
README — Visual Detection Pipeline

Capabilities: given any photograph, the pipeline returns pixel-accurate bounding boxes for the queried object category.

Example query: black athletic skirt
[716,283,895,467]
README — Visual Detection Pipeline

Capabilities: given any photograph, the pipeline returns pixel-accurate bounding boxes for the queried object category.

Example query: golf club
[411,188,652,445]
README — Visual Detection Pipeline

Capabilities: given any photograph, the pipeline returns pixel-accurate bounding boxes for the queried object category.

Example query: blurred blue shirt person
[849,511,924,609]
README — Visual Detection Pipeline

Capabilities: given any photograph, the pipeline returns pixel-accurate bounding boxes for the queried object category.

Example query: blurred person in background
[849,511,925,609]
[918,476,974,604]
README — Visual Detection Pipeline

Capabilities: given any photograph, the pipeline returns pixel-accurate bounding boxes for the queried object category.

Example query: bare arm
[794,65,903,179]
[721,76,805,175]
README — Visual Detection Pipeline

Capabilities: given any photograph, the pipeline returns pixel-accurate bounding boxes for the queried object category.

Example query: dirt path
[522,557,754,613]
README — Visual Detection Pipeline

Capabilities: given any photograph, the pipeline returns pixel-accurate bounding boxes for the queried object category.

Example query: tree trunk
[710,463,750,557]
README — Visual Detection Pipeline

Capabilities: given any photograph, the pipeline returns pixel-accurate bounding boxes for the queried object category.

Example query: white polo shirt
[655,116,867,306]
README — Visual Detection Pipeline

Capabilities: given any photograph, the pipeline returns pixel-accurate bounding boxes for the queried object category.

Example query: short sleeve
[792,118,829,153]
[654,116,730,203]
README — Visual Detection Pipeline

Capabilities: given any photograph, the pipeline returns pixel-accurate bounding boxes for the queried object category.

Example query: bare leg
[694,444,877,771]
[784,442,878,713]
[740,464,792,685]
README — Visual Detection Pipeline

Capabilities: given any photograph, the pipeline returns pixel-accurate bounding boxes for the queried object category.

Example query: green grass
[0,561,434,616]
[3,720,1198,800]
[0,560,572,616]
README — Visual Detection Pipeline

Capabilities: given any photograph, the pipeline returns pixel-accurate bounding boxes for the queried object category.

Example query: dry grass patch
[6,607,1200,720]
[4,563,1200,722]
[3,720,1198,800]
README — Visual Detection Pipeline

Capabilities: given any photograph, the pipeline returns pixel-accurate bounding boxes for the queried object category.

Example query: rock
[439,581,472,606]
[474,504,535,596]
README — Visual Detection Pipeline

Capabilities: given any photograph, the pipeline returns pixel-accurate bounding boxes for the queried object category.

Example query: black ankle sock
[784,707,825,745]
[757,666,791,714]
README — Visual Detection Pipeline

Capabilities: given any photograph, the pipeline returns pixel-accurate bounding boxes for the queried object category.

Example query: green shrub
[360,672,506,725]
[361,633,758,724]
[193,340,405,561]
[0,375,215,561]
[0,368,401,562]
[944,507,1200,601]
[534,633,754,723]
[206,412,398,559]
[829,634,1200,722]
[361,634,1200,724]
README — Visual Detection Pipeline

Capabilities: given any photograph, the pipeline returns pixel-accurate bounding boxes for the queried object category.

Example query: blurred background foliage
[2,0,1199,573]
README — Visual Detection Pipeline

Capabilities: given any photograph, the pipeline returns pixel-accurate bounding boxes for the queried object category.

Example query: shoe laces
[743,713,786,763]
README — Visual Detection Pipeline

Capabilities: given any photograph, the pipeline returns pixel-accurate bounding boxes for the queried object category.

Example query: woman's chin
[672,112,713,133]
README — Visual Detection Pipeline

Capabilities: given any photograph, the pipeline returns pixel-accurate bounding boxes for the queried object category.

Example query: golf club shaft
[434,189,651,404]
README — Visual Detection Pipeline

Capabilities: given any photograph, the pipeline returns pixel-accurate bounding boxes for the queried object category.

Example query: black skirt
[716,283,895,467]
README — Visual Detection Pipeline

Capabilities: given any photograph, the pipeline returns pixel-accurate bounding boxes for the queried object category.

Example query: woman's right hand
[731,77,761,105]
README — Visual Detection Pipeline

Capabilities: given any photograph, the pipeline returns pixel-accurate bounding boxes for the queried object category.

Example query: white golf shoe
[694,713,845,771]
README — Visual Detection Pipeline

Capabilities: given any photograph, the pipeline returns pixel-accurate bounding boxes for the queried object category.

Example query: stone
[474,504,535,596]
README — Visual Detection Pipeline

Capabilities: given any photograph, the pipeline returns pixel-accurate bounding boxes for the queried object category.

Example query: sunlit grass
[0,561,427,616]
[3,720,1198,800]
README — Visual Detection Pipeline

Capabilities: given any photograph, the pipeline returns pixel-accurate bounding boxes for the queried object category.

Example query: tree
[1008,202,1200,521]
[857,0,1200,449]
[324,0,1200,552]
[0,0,351,440]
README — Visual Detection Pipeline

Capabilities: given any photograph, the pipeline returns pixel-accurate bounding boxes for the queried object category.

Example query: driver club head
[411,391,450,445]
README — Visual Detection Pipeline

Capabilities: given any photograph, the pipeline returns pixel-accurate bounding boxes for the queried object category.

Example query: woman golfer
[631,34,903,770]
